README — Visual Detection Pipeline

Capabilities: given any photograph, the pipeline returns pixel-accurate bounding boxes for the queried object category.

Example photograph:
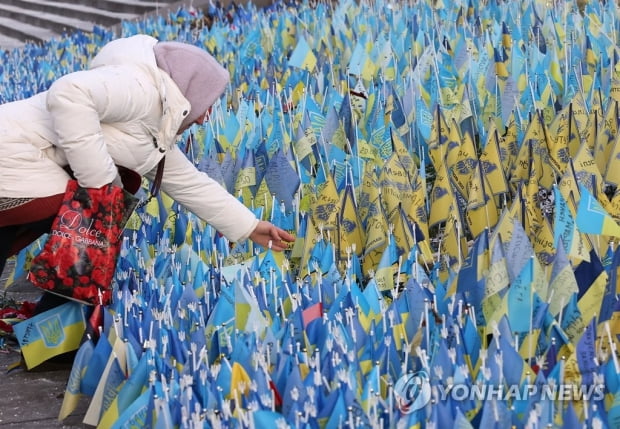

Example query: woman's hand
[249,220,295,252]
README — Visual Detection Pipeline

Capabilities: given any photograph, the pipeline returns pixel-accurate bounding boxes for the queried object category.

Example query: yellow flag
[515,113,556,189]
[363,196,389,274]
[557,160,581,215]
[596,100,619,174]
[604,132,620,187]
[611,73,620,102]
[310,174,340,231]
[528,213,556,268]
[577,271,608,335]
[255,176,276,217]
[280,16,296,50]
[299,214,321,278]
[357,138,379,162]
[293,124,317,164]
[570,92,590,144]
[498,113,520,175]
[510,141,533,191]
[448,123,478,199]
[526,176,548,252]
[610,188,620,222]
[436,219,464,284]
[490,190,522,249]
[547,112,570,175]
[338,184,364,259]
[547,104,580,174]
[429,162,455,227]
[442,210,467,269]
[571,143,609,209]
[480,124,509,196]
[230,362,251,398]
[483,292,509,336]
[587,90,604,153]
[467,161,489,211]
[389,205,414,259]
[391,128,417,176]
[427,105,450,169]
[519,329,541,360]
[548,258,579,317]
[465,161,499,238]
[408,163,435,266]
[380,152,414,219]
[444,119,464,169]
[466,196,499,240]
[358,161,381,224]
[364,196,388,253]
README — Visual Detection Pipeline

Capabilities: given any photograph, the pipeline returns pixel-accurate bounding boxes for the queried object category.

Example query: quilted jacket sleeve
[150,146,259,242]
[46,65,159,188]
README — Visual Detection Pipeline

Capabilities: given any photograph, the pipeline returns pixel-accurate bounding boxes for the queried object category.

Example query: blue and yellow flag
[310,173,340,231]
[234,277,269,334]
[109,388,154,429]
[508,269,536,339]
[374,234,398,291]
[363,196,389,274]
[288,36,317,71]
[576,183,620,237]
[58,336,95,420]
[553,185,589,261]
[14,301,86,369]
[97,350,151,429]
[338,183,364,259]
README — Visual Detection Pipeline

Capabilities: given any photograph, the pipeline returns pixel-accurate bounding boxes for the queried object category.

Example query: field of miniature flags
[6,0,620,427]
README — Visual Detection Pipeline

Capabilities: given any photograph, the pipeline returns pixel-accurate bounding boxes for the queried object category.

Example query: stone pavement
[0,261,91,428]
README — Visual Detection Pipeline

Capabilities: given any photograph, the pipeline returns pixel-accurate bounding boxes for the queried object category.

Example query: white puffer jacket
[0,35,258,242]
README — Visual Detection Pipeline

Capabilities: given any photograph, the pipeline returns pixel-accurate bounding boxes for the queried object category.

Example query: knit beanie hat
[153,42,229,131]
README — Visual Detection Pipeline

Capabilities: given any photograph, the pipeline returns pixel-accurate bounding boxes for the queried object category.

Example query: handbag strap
[137,157,165,209]
[150,157,165,197]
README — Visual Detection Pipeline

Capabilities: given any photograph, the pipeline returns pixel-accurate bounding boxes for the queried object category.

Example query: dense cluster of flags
[6,0,620,427]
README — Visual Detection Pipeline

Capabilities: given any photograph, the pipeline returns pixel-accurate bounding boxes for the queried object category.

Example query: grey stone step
[72,0,179,17]
[41,0,179,6]
[0,0,186,48]
[0,15,57,45]
[8,0,175,17]
[0,3,97,36]
[0,32,26,50]
[0,0,273,51]
[3,0,138,27]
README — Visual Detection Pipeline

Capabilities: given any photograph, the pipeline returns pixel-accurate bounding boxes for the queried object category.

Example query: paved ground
[0,261,91,428]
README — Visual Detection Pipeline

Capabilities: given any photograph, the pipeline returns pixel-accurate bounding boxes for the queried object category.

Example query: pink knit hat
[153,42,229,130]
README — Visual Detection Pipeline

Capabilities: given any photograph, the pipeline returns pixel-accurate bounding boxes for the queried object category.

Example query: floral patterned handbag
[27,180,138,305]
